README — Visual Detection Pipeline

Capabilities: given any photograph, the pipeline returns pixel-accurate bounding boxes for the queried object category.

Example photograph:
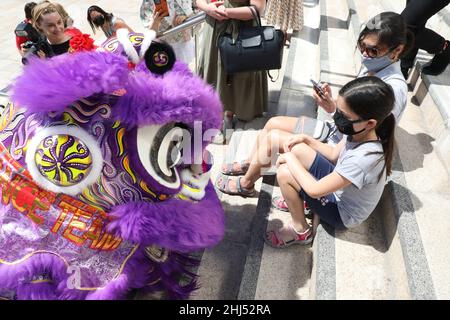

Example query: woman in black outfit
[401,0,450,77]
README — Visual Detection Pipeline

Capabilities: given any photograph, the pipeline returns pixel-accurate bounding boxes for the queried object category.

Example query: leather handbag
[218,5,284,76]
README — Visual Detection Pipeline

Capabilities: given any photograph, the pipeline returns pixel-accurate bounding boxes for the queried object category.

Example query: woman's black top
[50,38,71,56]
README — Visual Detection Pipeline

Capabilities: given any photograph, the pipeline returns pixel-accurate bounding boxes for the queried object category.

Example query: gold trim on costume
[0,245,140,291]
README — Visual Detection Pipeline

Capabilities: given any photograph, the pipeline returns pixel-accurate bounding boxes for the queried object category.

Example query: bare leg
[218,129,294,194]
[264,116,298,133]
[222,116,298,174]
[243,116,297,168]
[277,143,317,232]
[240,129,294,189]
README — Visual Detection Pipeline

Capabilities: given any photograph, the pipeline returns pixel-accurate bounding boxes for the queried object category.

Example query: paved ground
[0,0,144,90]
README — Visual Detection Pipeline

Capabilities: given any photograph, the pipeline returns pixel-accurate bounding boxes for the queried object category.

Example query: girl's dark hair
[87,5,113,34]
[358,12,415,59]
[339,76,396,179]
[25,2,37,21]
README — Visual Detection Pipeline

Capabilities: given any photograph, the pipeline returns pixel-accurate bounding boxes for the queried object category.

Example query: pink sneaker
[264,224,313,248]
[271,196,312,218]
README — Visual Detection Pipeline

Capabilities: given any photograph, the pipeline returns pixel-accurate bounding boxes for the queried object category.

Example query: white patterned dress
[140,0,196,63]
[265,0,304,31]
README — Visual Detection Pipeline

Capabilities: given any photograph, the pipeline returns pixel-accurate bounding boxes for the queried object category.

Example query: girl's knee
[291,142,310,155]
[276,164,291,182]
[264,117,284,131]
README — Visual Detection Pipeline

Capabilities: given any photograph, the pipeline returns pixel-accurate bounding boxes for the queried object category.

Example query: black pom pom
[144,41,176,75]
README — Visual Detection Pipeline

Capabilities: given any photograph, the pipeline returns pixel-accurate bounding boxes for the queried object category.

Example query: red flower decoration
[69,34,97,53]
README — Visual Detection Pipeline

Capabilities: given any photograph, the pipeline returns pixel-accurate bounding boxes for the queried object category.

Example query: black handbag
[218,5,284,77]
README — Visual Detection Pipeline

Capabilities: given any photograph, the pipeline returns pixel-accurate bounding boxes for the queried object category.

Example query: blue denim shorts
[299,153,346,229]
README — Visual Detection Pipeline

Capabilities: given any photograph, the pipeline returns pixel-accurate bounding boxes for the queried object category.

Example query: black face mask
[93,15,105,26]
[333,108,366,136]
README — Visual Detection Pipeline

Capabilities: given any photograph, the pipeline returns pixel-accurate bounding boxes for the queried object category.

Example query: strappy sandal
[221,160,250,176]
[271,195,289,212]
[271,196,313,218]
[264,224,313,249]
[216,175,256,197]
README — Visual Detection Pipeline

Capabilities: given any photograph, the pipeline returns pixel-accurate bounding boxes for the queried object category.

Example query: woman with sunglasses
[216,12,412,205]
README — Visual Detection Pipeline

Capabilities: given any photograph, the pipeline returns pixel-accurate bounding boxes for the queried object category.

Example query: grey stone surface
[388,156,437,300]
[221,202,258,244]
[420,62,450,124]
[312,224,336,300]
[237,176,275,300]
[191,240,249,300]
[277,88,317,119]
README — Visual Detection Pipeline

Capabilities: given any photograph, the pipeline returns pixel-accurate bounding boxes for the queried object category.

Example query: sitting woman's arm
[285,134,345,164]
[280,152,351,199]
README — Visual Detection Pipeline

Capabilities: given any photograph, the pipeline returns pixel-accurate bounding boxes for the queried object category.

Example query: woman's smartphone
[310,79,325,98]
[154,0,169,16]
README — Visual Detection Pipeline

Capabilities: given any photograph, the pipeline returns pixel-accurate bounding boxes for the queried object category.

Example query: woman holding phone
[140,0,196,64]
[216,12,412,210]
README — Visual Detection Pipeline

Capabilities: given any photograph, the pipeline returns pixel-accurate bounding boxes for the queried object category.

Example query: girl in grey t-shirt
[265,77,396,248]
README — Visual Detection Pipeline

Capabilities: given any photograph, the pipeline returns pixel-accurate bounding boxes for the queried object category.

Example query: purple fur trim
[139,251,200,299]
[0,253,67,291]
[0,247,201,299]
[85,275,130,300]
[16,282,58,300]
[106,182,225,252]
[12,52,129,113]
[113,68,222,133]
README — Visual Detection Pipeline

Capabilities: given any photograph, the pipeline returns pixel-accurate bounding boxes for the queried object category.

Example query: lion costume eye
[136,123,186,189]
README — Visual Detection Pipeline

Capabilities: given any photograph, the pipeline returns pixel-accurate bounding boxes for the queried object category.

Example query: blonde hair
[32,1,68,31]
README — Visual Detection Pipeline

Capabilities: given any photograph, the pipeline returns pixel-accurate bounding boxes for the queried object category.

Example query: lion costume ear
[144,41,176,75]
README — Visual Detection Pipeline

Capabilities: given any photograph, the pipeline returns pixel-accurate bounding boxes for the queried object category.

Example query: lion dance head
[0,29,224,300]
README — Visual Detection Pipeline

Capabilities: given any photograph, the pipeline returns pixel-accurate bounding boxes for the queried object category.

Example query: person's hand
[204,1,228,21]
[20,43,46,59]
[36,50,46,59]
[283,134,306,153]
[20,42,29,57]
[150,9,169,31]
[173,14,188,26]
[312,82,336,113]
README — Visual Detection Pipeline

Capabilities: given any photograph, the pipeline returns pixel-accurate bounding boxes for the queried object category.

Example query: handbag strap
[248,5,262,27]
[267,70,280,83]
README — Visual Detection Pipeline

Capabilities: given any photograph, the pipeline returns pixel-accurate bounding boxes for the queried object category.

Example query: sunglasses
[358,41,396,58]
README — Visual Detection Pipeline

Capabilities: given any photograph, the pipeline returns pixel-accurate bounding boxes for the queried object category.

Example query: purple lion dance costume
[0,29,225,300]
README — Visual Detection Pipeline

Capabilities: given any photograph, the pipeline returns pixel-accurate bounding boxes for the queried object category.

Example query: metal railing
[157,11,206,39]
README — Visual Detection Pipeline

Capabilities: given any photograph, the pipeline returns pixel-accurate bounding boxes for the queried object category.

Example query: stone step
[309,0,411,300]
[193,0,324,300]
[344,0,450,300]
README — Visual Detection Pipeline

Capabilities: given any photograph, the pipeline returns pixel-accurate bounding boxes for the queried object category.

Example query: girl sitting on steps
[263,76,395,247]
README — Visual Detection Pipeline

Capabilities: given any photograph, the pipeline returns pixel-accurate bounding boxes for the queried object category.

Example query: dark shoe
[422,40,450,76]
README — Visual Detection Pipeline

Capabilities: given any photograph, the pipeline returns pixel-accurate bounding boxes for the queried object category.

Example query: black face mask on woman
[333,108,366,136]
[93,15,105,26]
